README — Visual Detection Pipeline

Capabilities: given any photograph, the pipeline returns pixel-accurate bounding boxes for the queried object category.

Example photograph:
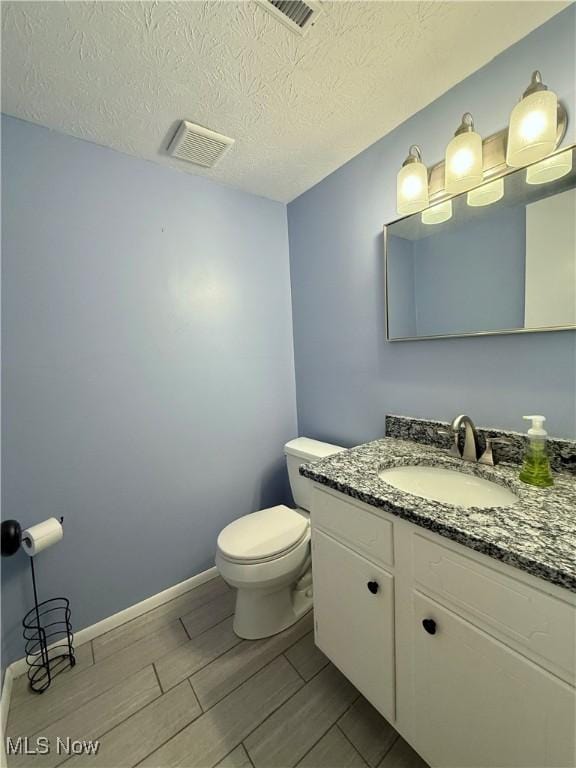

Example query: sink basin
[378,465,519,508]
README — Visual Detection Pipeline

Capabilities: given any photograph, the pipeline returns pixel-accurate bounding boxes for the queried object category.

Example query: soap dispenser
[519,415,554,488]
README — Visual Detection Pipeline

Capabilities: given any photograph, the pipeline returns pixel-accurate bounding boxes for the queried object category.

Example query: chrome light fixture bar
[396,70,568,214]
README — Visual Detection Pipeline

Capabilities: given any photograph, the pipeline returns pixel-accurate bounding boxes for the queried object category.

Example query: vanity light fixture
[421,199,452,225]
[467,177,504,207]
[444,113,483,195]
[396,145,429,215]
[526,150,573,185]
[395,70,567,219]
[507,71,558,167]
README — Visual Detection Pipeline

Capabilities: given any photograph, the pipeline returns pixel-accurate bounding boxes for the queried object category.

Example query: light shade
[467,178,504,207]
[397,145,429,215]
[526,151,572,185]
[507,72,557,167]
[445,113,483,195]
[421,200,452,225]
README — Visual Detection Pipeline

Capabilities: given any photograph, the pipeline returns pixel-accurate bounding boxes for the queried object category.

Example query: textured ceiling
[1,1,568,202]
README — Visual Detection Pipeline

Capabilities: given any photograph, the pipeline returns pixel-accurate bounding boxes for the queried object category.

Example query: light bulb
[467,178,504,207]
[507,71,558,167]
[421,200,452,225]
[451,148,475,174]
[402,174,424,198]
[526,150,572,184]
[520,110,548,142]
[397,145,429,215]
[445,113,483,194]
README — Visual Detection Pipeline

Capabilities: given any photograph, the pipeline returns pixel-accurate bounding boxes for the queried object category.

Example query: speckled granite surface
[386,415,576,475]
[301,437,576,592]
[385,414,576,475]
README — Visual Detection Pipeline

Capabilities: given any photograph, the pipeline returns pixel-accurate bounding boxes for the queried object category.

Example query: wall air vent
[256,0,321,35]
[168,121,235,168]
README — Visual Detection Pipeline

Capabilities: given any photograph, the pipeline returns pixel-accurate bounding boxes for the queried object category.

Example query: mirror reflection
[385,146,576,340]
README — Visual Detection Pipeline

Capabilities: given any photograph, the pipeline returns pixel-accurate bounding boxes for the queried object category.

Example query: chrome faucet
[451,414,481,462]
[439,414,510,466]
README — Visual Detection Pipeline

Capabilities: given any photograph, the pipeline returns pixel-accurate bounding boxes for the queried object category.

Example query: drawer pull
[422,618,437,635]
[367,581,380,594]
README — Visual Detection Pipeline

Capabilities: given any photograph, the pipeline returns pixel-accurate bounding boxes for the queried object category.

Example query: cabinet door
[412,591,576,768]
[312,529,395,721]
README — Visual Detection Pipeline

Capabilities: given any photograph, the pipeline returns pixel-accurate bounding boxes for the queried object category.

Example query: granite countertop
[300,437,576,593]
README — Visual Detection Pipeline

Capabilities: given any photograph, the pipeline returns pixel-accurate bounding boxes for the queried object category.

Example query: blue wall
[413,205,526,336]
[288,6,576,446]
[388,204,526,337]
[386,236,416,339]
[1,116,297,669]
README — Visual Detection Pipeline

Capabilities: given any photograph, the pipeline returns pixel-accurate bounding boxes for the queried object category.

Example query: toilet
[215,437,345,639]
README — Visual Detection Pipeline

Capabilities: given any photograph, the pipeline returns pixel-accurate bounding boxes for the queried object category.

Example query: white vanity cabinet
[413,592,575,768]
[310,485,576,768]
[312,530,395,722]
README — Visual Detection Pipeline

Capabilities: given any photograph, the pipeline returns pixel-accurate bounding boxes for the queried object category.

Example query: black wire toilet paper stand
[21,517,76,693]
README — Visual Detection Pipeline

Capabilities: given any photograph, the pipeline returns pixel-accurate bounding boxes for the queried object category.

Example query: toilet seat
[217,505,309,564]
[218,532,310,566]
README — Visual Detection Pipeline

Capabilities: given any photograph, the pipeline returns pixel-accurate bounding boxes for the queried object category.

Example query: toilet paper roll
[21,518,63,556]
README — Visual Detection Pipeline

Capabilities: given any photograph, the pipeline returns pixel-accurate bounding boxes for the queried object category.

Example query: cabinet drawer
[312,487,394,568]
[413,534,575,683]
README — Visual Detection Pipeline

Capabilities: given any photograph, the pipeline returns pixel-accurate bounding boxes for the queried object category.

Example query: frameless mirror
[385,145,576,341]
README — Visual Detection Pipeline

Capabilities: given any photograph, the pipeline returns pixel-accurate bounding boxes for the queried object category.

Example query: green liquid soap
[519,440,554,488]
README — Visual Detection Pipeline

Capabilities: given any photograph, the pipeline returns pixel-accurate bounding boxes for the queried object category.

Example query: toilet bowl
[216,437,345,640]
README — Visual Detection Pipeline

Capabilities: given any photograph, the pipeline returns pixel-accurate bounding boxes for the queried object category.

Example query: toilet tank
[284,437,345,511]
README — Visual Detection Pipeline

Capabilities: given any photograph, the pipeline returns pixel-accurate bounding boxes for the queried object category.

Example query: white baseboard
[2,566,219,686]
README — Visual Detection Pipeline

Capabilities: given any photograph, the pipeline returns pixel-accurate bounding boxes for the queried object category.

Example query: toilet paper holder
[1,516,76,693]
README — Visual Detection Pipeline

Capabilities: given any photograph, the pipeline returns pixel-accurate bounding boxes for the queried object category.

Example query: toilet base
[232,581,313,640]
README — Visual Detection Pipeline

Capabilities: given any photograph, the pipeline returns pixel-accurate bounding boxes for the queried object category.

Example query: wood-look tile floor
[7,577,429,768]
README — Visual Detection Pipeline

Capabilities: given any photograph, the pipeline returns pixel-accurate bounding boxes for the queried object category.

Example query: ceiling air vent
[168,121,235,168]
[256,0,321,35]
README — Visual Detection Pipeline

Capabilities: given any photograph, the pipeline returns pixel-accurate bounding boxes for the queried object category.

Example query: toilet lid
[217,505,308,562]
